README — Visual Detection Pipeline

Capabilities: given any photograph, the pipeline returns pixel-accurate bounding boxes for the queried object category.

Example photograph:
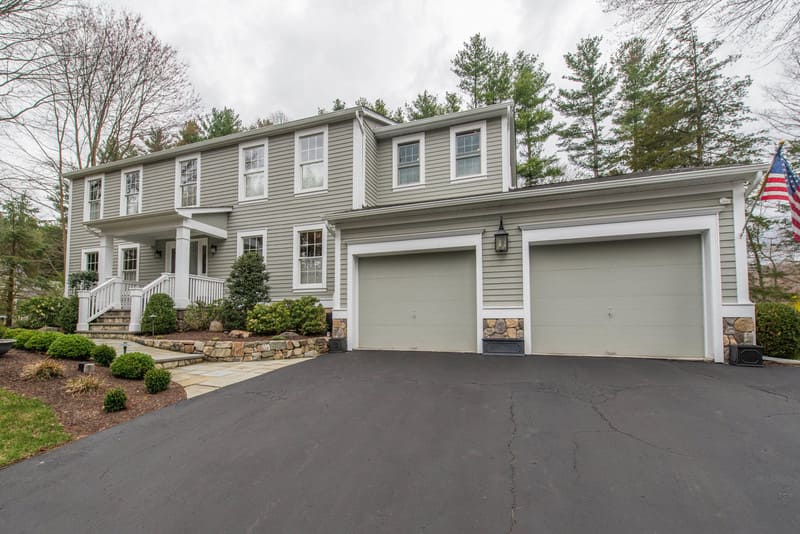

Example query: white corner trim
[236,228,268,259]
[352,118,365,209]
[731,182,751,303]
[294,125,329,195]
[238,138,269,202]
[332,309,348,319]
[521,213,724,363]
[116,243,141,282]
[346,232,483,352]
[334,225,342,309]
[174,153,201,208]
[392,132,426,190]
[721,303,755,318]
[501,115,511,192]
[481,307,524,319]
[450,120,487,182]
[64,179,74,296]
[82,175,104,222]
[119,165,144,216]
[292,222,328,290]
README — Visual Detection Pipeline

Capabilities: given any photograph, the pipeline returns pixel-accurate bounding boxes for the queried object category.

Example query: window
[121,167,142,215]
[84,177,103,221]
[294,126,328,194]
[236,229,267,259]
[292,224,327,289]
[450,121,487,181]
[239,141,268,201]
[118,245,139,281]
[392,133,425,189]
[175,155,200,207]
[82,250,99,273]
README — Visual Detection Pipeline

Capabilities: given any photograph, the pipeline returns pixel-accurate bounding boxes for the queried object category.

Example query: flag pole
[740,140,786,238]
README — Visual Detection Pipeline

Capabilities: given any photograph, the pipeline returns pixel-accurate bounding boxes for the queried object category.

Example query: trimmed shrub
[9,329,35,349]
[755,302,800,360]
[47,334,96,360]
[142,293,177,335]
[222,252,270,330]
[65,375,102,395]
[289,296,327,336]
[103,387,127,412]
[68,270,98,291]
[183,299,223,331]
[20,359,65,380]
[110,352,155,379]
[91,344,117,367]
[144,368,171,394]
[58,296,79,334]
[24,331,63,353]
[16,296,66,329]
[247,301,292,335]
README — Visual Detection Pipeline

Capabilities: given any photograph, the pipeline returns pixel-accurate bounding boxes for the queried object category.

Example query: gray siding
[372,117,504,206]
[363,120,379,206]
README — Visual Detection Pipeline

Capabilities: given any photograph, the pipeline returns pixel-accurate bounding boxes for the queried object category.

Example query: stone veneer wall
[135,336,329,362]
[483,318,524,339]
[332,318,347,339]
[722,316,755,362]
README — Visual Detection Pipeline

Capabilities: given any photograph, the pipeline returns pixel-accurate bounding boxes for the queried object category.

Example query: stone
[484,328,494,337]
[305,350,319,357]
[734,317,754,333]
[262,350,275,358]
[743,332,755,344]
[232,342,244,357]
[209,320,223,332]
[270,340,287,350]
[243,347,254,354]
[293,347,303,356]
[273,350,284,360]
[229,330,250,338]
[203,345,214,356]
[506,318,518,328]
[279,331,302,339]
[215,341,232,349]
[211,348,228,358]
[494,319,507,334]
[194,341,204,352]
[723,335,730,346]
[518,319,524,329]
[506,327,517,338]
[486,319,497,328]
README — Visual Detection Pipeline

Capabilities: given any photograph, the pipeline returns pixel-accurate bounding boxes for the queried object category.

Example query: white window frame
[292,223,327,290]
[120,165,143,216]
[117,244,140,282]
[236,229,268,260]
[81,247,100,273]
[238,139,269,202]
[83,175,104,222]
[174,153,201,208]
[450,120,487,182]
[392,133,426,190]
[294,125,328,195]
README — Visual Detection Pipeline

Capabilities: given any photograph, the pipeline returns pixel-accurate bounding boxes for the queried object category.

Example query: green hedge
[58,296,79,334]
[110,352,155,379]
[90,344,117,367]
[144,368,171,394]
[103,388,127,412]
[8,329,35,349]
[16,296,66,329]
[47,334,95,360]
[756,302,800,360]
[247,297,327,336]
[24,331,63,353]
[142,293,177,335]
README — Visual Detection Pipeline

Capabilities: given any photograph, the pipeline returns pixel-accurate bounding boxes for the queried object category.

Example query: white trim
[392,132,426,190]
[164,237,209,276]
[292,222,328,290]
[332,309,347,319]
[64,179,74,296]
[80,247,100,272]
[518,207,723,232]
[238,138,269,202]
[345,227,486,246]
[334,225,341,309]
[352,117,365,209]
[721,303,755,318]
[119,165,143,216]
[481,307,524,319]
[82,175,104,222]
[731,182,751,302]
[346,232,484,352]
[450,120,487,182]
[117,243,140,282]
[182,217,228,240]
[521,214,724,362]
[174,153,201,208]
[501,115,511,192]
[294,125,328,195]
[236,229,268,260]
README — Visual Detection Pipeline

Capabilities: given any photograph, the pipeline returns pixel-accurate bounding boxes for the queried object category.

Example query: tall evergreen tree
[200,107,242,139]
[331,98,346,111]
[143,126,174,153]
[404,90,461,120]
[0,195,45,325]
[557,36,618,178]
[176,119,203,145]
[451,34,496,108]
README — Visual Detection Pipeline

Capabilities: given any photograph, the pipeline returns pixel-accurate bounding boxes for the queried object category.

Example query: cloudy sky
[99,0,781,129]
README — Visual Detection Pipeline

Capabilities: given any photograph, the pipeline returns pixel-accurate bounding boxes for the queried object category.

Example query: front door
[165,238,208,276]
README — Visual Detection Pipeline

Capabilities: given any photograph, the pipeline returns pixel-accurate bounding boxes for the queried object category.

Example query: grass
[0,388,71,467]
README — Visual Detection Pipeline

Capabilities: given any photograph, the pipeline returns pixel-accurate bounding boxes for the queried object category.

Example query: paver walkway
[100,338,192,363]
[169,359,310,397]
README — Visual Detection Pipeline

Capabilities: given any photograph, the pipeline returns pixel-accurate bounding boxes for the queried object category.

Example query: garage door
[358,251,477,352]
[530,236,704,358]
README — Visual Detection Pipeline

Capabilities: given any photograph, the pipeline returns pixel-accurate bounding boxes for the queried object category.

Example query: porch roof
[84,207,231,241]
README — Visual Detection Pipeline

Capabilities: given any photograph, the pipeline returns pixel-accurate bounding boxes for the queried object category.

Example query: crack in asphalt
[507,391,518,534]
[590,401,693,458]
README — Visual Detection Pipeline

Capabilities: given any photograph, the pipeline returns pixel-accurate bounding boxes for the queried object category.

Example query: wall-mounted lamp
[210,244,217,256]
[154,248,162,258]
[494,217,509,253]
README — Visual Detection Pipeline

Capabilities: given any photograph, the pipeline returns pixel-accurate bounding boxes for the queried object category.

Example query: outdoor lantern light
[494,217,509,253]
[122,341,128,355]
[154,248,162,258]
[210,244,217,256]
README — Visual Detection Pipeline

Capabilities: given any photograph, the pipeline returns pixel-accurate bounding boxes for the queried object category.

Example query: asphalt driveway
[1,351,799,533]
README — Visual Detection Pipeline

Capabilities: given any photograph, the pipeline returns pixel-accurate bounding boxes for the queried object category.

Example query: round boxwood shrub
[103,387,127,412]
[142,293,177,335]
[47,334,96,360]
[110,352,156,379]
[58,295,79,334]
[289,296,327,336]
[246,301,292,335]
[144,368,171,394]
[91,344,117,367]
[756,302,800,360]
[10,329,36,349]
[24,331,63,353]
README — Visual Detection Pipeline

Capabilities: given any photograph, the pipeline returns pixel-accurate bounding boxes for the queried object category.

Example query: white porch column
[128,288,143,333]
[98,235,114,282]
[174,225,191,308]
[77,289,90,332]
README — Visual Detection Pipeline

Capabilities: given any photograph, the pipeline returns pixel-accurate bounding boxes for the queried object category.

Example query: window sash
[87,179,102,220]
[124,171,140,214]
[455,130,481,177]
[300,161,324,189]
[84,252,99,273]
[121,248,137,280]
[299,133,324,164]
[244,171,265,198]
[241,235,263,256]
[298,230,323,285]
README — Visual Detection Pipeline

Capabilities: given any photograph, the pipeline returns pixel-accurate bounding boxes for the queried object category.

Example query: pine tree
[405,91,447,120]
[557,36,618,178]
[200,107,242,139]
[451,34,495,108]
[143,126,174,153]
[332,98,346,111]
[176,119,203,145]
[485,51,513,104]
[443,92,461,114]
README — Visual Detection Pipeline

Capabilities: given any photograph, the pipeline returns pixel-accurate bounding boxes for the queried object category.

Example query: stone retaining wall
[135,336,329,362]
[332,318,347,339]
[483,318,524,339]
[723,316,756,362]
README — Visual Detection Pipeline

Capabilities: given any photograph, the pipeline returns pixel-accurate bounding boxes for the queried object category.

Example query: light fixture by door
[494,217,509,253]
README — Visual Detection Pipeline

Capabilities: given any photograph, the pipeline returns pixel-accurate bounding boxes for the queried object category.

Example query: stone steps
[86,309,132,335]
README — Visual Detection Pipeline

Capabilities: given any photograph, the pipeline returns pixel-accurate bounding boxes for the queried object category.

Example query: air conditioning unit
[729,344,763,367]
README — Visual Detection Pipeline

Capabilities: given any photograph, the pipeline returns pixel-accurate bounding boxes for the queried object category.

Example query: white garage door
[530,236,705,358]
[358,251,477,352]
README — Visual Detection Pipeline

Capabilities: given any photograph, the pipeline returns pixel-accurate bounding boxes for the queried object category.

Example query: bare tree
[765,54,800,137]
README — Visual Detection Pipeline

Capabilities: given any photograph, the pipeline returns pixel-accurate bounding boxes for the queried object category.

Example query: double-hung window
[85,177,103,221]
[121,167,142,215]
[450,121,487,181]
[176,155,200,207]
[119,245,139,281]
[236,229,267,259]
[293,224,326,289]
[392,133,425,189]
[239,141,267,201]
[294,126,328,194]
[82,250,99,273]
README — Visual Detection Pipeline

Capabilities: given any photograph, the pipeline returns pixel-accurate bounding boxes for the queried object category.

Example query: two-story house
[65,103,760,362]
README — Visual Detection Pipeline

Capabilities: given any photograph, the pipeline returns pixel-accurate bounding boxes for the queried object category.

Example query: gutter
[372,102,512,139]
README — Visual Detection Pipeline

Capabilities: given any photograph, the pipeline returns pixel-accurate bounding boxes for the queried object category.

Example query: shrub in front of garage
[756,302,800,360]
[247,297,327,336]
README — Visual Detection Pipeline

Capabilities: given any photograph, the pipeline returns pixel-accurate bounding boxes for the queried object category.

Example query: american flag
[760,146,800,242]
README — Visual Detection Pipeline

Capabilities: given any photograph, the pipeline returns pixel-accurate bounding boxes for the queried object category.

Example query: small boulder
[209,320,223,332]
[229,329,250,338]
[279,331,302,339]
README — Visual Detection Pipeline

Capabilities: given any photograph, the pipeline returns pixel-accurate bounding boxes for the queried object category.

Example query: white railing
[188,274,225,304]
[86,277,118,322]
[118,280,141,310]
[141,273,176,311]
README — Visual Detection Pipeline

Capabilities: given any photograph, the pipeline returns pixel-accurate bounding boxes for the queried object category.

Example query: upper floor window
[450,121,487,181]
[175,154,201,208]
[239,141,268,201]
[292,224,326,289]
[119,245,139,281]
[294,126,328,194]
[236,229,267,259]
[392,133,425,189]
[84,176,103,221]
[121,167,142,215]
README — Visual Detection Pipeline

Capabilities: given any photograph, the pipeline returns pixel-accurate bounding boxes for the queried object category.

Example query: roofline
[64,106,395,180]
[329,164,764,223]
[372,102,512,139]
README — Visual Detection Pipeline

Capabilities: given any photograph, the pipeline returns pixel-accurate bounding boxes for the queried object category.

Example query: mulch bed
[0,349,186,439]
[155,331,307,342]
